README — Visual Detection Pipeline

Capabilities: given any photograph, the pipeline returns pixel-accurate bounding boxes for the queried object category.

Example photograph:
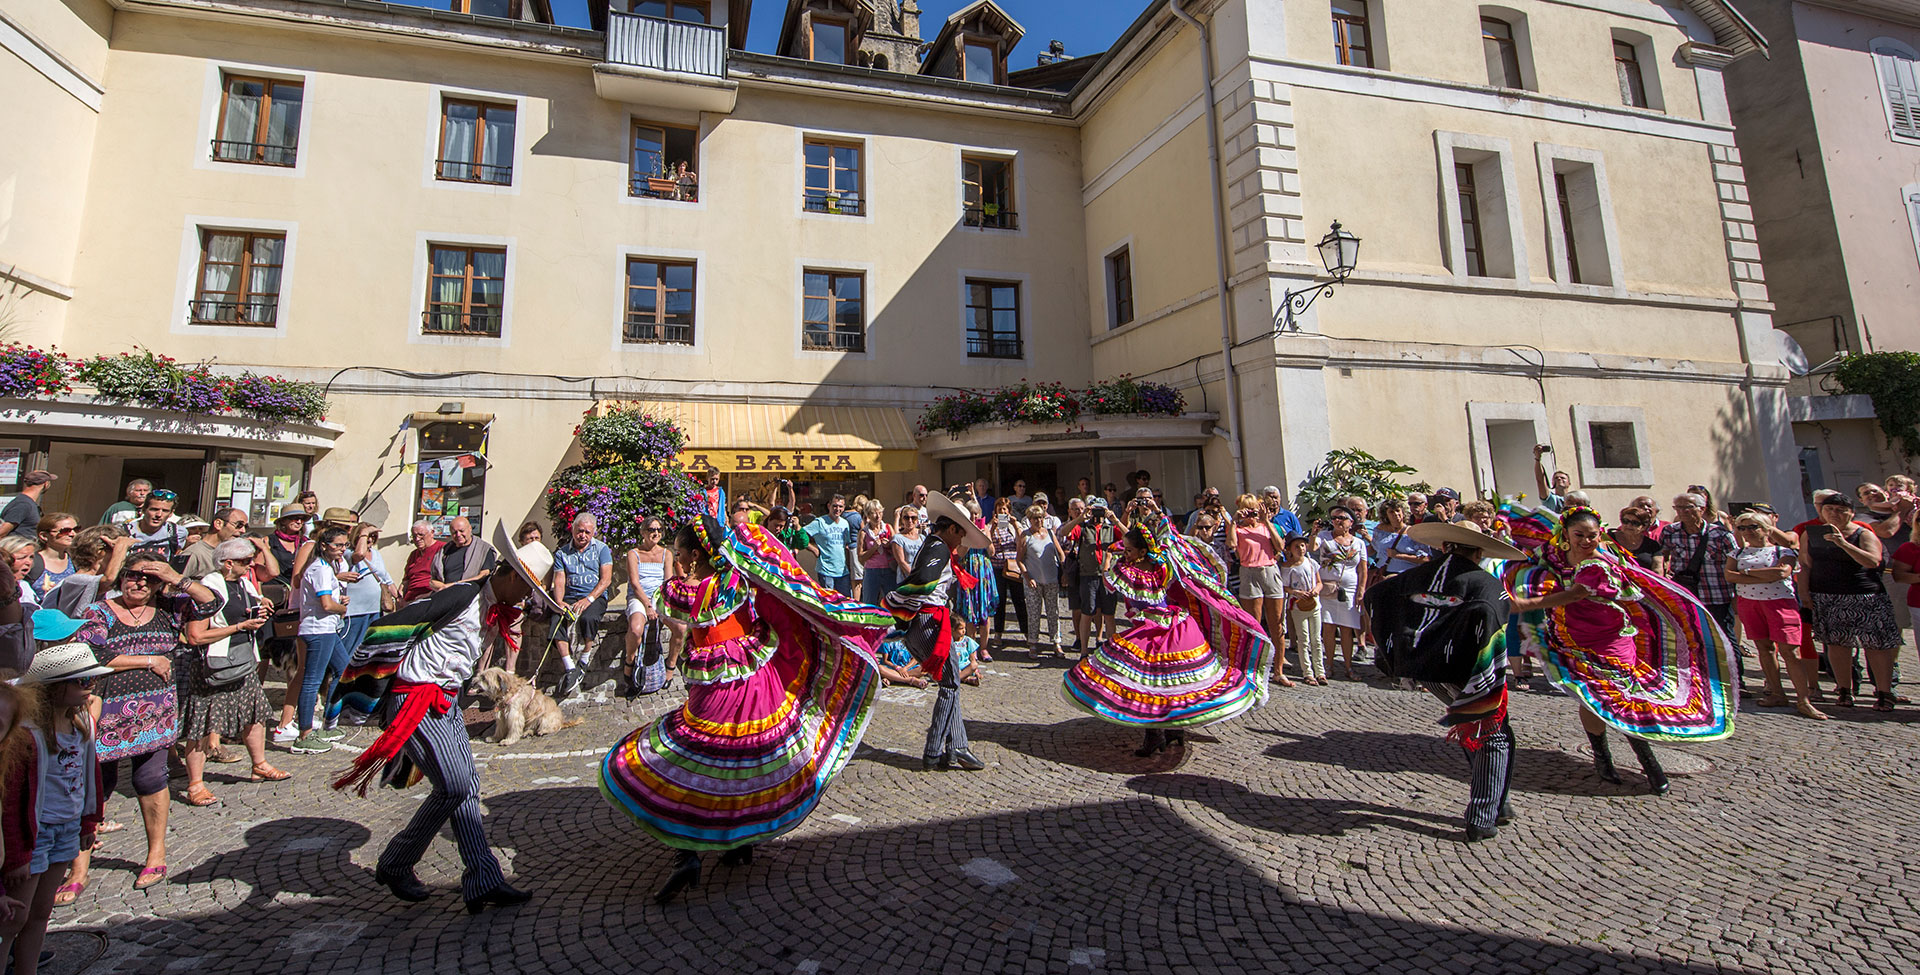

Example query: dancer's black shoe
[465,883,531,915]
[948,750,988,771]
[1464,823,1499,842]
[655,852,701,905]
[1627,738,1670,795]
[1134,729,1165,757]
[1587,732,1622,784]
[719,845,754,868]
[374,867,432,902]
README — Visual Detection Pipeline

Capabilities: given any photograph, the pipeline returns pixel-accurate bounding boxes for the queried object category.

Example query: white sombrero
[926,492,991,550]
[1406,520,1527,562]
[490,521,565,614]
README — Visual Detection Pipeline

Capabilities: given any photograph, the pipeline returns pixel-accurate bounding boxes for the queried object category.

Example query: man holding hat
[335,522,551,913]
[886,493,991,772]
[0,471,57,542]
[1365,520,1587,841]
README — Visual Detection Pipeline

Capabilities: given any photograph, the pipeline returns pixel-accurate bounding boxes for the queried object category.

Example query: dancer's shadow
[1127,773,1461,841]
[853,743,933,772]
[168,816,372,907]
[964,717,1210,774]
[1252,728,1619,797]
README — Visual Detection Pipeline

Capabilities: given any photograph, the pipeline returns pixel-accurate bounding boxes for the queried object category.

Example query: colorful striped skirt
[1061,607,1262,728]
[957,550,999,626]
[599,617,879,850]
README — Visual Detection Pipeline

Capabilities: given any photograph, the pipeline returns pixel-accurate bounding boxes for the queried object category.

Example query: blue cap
[30,608,86,644]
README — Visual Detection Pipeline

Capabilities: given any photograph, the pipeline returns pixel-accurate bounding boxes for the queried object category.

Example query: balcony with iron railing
[422,307,504,338]
[963,207,1018,230]
[189,299,279,326]
[594,11,738,113]
[802,327,866,354]
[435,159,513,185]
[803,192,865,216]
[966,333,1024,359]
[623,319,694,345]
[210,139,297,167]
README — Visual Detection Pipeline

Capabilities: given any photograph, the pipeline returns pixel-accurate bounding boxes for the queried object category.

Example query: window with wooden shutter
[1876,47,1920,140]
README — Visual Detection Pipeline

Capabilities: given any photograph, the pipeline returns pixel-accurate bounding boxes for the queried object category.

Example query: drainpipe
[1169,0,1248,496]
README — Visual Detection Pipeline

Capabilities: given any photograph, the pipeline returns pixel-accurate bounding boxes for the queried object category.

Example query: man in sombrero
[333,522,561,913]
[1365,519,1588,841]
[887,491,992,772]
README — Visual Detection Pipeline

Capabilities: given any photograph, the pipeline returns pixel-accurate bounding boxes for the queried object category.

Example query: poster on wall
[419,488,445,514]
[0,450,18,488]
[232,490,253,513]
[216,472,234,496]
[421,468,441,489]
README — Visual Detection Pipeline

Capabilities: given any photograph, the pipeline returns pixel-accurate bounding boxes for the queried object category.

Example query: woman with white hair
[181,538,290,805]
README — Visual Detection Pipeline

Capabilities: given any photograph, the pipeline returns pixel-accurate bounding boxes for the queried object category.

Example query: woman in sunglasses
[68,554,218,892]
[26,514,79,604]
[620,520,676,698]
[1608,509,1665,574]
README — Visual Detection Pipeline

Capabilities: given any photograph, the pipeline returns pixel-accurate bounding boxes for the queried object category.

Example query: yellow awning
[596,401,920,473]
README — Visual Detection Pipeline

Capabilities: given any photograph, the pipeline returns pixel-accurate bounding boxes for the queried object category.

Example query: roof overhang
[1682,0,1769,60]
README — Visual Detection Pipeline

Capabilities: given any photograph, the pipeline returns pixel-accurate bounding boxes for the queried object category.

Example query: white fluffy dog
[470,667,580,745]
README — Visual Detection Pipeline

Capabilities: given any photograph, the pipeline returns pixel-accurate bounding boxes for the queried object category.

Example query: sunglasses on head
[150,490,178,502]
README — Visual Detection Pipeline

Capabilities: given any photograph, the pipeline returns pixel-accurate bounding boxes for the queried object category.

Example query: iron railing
[606,11,726,77]
[435,159,513,184]
[210,139,297,166]
[802,327,865,353]
[629,174,699,201]
[623,319,694,345]
[189,299,278,325]
[964,207,1018,230]
[803,192,864,215]
[422,307,504,337]
[966,334,1023,359]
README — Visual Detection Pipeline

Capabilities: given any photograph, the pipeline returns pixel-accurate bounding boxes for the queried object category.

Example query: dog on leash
[469,667,581,745]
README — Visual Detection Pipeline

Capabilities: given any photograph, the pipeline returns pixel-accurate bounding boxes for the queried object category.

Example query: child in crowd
[2,646,108,975]
[1277,535,1325,686]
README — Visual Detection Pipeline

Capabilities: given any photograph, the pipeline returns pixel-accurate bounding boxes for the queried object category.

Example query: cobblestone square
[45,641,1920,974]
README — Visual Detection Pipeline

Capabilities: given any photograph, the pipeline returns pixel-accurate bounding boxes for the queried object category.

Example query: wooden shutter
[1877,50,1920,138]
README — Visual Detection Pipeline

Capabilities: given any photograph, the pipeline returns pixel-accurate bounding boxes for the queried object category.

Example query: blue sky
[529,1,1144,63]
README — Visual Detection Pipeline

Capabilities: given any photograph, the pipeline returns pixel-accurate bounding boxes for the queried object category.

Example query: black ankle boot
[655,851,701,904]
[1627,738,1670,796]
[1135,729,1165,757]
[1588,732,1622,784]
[719,845,754,868]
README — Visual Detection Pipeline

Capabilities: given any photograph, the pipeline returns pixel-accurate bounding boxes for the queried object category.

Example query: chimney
[900,0,921,41]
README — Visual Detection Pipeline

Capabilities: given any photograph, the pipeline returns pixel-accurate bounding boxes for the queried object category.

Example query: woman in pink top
[856,499,896,607]
[1225,493,1290,686]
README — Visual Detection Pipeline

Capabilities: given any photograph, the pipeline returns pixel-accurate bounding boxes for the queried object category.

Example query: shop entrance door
[996,451,1093,506]
[47,443,209,522]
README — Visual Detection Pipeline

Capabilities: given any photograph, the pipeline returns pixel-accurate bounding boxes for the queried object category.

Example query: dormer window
[810,17,849,63]
[633,0,708,22]
[964,40,998,83]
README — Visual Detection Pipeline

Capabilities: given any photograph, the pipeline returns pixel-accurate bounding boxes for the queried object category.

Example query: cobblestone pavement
[47,637,1920,974]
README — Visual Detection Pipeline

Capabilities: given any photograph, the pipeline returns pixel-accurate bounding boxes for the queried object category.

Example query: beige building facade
[1725,0,1920,492]
[0,0,1798,546]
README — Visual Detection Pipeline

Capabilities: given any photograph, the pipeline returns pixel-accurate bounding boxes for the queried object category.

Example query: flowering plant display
[548,405,703,548]
[0,345,72,399]
[0,346,332,425]
[917,376,1186,436]
[66,348,329,425]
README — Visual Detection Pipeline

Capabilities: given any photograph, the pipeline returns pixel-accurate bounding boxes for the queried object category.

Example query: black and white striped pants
[1427,685,1514,831]
[376,704,506,901]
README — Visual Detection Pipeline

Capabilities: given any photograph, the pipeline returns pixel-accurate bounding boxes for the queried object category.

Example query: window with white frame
[1537,145,1621,289]
[1439,137,1520,279]
[1610,30,1662,111]
[1478,9,1532,91]
[1570,405,1652,486]
[1331,1,1373,68]
[1106,246,1134,330]
[1873,39,1920,142]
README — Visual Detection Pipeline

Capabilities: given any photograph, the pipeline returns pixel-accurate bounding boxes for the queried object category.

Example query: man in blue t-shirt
[1259,485,1304,537]
[804,494,855,596]
[550,512,613,699]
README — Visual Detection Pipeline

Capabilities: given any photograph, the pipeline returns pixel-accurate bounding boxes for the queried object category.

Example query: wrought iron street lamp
[1274,221,1361,332]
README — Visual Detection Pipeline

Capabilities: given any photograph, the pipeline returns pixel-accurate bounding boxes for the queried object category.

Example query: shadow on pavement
[1254,728,1624,798]
[78,785,1769,974]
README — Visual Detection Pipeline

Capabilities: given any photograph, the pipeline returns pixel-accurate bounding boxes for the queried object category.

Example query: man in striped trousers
[340,525,560,913]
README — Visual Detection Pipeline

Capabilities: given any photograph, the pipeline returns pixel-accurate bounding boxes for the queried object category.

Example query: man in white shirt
[346,523,556,914]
